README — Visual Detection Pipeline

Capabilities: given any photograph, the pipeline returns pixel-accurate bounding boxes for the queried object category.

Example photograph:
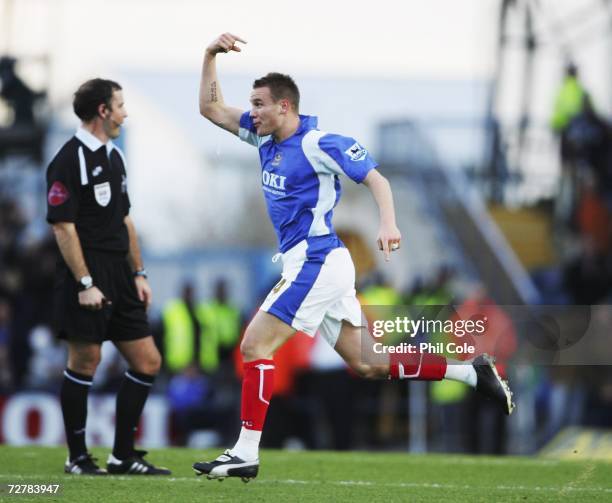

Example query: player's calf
[345,360,389,379]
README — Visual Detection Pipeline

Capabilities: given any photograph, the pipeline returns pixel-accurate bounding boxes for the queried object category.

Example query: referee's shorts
[52,249,150,343]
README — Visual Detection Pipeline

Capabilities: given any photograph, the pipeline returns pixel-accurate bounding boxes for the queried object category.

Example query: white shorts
[260,238,365,347]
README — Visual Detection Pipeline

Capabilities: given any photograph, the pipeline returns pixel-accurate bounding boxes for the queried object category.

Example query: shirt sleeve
[115,148,131,216]
[238,111,268,147]
[317,133,378,183]
[46,147,81,223]
[122,172,131,216]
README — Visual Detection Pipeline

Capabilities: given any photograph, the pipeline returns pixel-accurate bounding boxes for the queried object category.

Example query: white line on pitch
[1,474,611,493]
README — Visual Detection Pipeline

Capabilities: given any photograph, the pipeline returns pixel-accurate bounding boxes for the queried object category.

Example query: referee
[46,78,170,476]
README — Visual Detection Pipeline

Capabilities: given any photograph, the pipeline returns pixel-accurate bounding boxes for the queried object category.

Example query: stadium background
[1,0,612,463]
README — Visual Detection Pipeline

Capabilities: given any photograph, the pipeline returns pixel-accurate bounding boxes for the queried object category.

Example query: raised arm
[362,169,402,262]
[199,33,247,135]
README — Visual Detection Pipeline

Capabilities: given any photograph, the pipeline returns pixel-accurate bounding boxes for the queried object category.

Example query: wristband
[133,268,148,279]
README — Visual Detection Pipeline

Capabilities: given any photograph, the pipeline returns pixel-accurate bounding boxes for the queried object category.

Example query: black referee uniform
[46,127,149,342]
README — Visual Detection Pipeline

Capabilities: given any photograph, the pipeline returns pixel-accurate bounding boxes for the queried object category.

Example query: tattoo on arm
[210,82,218,103]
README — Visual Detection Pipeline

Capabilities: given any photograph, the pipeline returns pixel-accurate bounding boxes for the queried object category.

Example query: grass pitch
[0,446,611,502]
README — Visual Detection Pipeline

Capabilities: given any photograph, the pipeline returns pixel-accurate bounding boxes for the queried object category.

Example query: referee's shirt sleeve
[317,134,377,183]
[46,147,81,223]
[115,148,131,216]
[121,164,131,216]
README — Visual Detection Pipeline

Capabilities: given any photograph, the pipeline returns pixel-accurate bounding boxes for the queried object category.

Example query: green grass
[0,446,611,502]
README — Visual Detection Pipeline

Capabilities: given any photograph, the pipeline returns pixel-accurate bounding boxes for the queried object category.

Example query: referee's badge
[94,182,111,207]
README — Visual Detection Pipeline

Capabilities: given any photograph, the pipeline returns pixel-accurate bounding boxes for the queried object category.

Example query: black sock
[60,368,93,461]
[113,370,155,460]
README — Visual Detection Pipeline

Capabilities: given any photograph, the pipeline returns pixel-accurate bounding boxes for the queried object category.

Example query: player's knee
[68,352,100,375]
[148,351,162,375]
[132,349,162,375]
[240,326,267,361]
[240,337,263,361]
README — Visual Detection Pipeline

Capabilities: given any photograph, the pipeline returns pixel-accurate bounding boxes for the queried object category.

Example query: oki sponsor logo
[262,171,287,191]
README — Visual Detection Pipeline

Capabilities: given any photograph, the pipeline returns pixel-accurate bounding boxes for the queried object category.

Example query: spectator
[26,324,65,390]
[551,63,588,150]
[162,279,241,374]
[0,298,13,391]
[167,364,215,445]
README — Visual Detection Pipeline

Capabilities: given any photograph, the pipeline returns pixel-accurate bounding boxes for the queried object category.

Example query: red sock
[241,359,275,431]
[389,352,447,380]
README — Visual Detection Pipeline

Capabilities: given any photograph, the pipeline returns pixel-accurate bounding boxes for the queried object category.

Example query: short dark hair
[253,72,300,112]
[73,78,122,122]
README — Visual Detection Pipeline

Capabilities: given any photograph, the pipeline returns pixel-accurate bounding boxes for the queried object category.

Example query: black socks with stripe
[112,370,156,460]
[61,368,93,461]
[61,368,156,461]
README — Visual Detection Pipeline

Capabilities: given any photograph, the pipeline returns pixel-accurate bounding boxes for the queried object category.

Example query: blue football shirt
[239,112,377,253]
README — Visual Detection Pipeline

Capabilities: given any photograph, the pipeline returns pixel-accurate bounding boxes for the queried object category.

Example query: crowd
[0,195,58,391]
[550,63,612,305]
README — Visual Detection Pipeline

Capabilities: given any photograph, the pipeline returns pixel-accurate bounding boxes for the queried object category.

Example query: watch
[133,268,148,279]
[78,275,93,291]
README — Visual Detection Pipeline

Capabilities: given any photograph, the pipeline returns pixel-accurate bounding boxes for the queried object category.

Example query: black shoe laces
[132,450,155,469]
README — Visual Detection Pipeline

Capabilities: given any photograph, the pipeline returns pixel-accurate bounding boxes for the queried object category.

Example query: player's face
[102,90,128,139]
[249,87,284,136]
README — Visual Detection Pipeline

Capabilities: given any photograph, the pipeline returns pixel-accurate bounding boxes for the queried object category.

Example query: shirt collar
[75,127,116,155]
[297,115,318,134]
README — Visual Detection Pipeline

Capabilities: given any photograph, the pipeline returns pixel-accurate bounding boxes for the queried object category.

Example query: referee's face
[103,90,128,139]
